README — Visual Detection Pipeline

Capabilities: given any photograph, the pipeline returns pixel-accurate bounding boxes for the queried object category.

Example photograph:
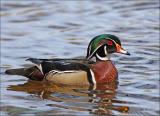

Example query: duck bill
[116,43,130,55]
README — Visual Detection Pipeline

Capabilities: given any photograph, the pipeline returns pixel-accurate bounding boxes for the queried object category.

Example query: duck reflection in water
[7,80,129,115]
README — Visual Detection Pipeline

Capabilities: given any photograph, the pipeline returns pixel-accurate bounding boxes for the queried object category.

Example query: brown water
[1,1,160,115]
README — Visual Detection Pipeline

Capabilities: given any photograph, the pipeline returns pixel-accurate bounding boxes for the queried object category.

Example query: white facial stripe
[104,45,107,55]
[106,38,117,45]
[96,53,109,61]
[90,69,96,84]
[87,44,104,60]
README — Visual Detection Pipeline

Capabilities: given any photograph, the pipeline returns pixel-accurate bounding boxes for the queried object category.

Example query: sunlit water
[1,1,159,115]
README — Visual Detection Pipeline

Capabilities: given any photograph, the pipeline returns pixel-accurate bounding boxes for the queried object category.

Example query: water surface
[1,1,159,115]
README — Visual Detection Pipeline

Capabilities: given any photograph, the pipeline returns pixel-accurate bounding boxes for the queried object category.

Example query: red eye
[107,40,113,46]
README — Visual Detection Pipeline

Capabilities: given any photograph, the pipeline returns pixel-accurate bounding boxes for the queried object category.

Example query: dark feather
[26,58,43,65]
[5,58,95,82]
[5,66,44,81]
[26,58,95,65]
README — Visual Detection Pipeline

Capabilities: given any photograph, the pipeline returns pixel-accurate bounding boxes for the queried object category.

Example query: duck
[5,34,130,85]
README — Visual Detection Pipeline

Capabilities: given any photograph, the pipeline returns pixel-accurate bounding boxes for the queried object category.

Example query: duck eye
[107,40,113,46]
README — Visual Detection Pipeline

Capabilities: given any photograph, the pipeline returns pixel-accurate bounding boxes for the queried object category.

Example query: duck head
[86,34,130,61]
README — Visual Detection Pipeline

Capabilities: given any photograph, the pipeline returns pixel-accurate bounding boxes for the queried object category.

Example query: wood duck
[5,34,130,85]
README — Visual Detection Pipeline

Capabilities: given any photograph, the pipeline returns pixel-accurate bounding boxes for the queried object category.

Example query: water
[1,1,159,115]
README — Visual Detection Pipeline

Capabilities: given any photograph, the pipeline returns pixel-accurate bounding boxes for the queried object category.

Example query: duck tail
[5,66,44,81]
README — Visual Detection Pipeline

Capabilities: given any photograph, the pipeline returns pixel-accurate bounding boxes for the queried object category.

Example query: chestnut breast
[90,60,118,83]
